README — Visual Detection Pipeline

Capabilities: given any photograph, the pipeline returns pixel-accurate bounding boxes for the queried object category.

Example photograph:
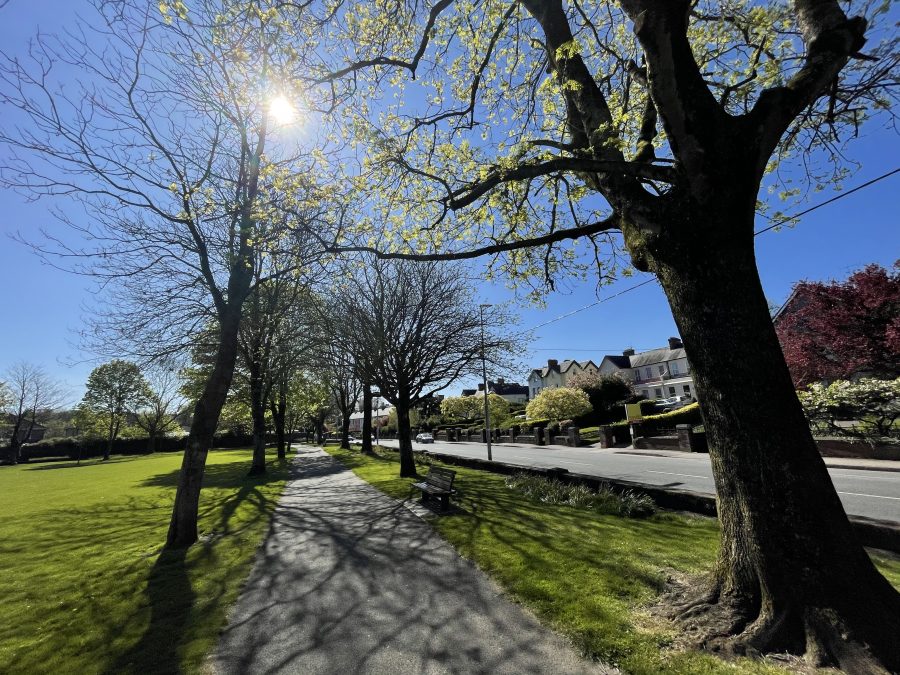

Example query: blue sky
[1,2,898,403]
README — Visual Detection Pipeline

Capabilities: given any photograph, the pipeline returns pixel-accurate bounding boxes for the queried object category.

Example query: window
[683,385,691,396]
[654,388,663,398]
[658,365,665,375]
[645,367,651,379]
[671,362,679,375]
[669,387,676,396]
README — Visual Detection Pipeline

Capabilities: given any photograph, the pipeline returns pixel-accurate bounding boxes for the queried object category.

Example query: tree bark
[248,360,267,477]
[361,384,374,455]
[648,199,900,672]
[395,396,416,477]
[104,416,116,461]
[340,410,351,450]
[270,388,287,459]
[166,305,243,549]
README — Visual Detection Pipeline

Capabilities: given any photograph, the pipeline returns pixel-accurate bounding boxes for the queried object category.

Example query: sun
[269,95,296,125]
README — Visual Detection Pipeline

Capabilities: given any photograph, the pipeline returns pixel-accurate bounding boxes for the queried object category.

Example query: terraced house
[527,358,600,399]
[530,338,695,402]
[599,338,694,400]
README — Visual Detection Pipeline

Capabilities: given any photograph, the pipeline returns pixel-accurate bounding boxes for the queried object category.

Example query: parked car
[415,432,434,443]
[655,395,693,413]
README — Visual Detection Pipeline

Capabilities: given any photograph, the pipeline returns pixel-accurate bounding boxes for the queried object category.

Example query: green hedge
[18,432,257,462]
[609,403,703,434]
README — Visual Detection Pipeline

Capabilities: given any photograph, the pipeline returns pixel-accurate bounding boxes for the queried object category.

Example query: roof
[490,381,528,396]
[628,347,687,368]
[772,287,808,324]
[530,359,598,379]
[600,355,631,369]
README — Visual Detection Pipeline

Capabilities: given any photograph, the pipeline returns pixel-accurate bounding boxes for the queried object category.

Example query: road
[380,438,900,523]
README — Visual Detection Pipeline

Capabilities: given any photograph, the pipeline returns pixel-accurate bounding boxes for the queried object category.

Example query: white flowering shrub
[798,378,900,442]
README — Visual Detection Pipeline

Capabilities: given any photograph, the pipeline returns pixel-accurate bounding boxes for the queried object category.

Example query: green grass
[0,449,291,674]
[324,445,900,675]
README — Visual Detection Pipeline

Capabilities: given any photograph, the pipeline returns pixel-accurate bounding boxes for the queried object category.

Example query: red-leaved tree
[776,262,900,387]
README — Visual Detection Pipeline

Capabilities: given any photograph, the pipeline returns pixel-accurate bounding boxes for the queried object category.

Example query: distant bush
[526,388,592,422]
[505,472,655,518]
[19,432,256,462]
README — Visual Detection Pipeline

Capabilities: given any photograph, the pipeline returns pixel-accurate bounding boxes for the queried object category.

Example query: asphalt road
[381,439,900,523]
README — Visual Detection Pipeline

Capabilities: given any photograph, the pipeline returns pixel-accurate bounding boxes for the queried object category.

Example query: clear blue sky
[1,2,898,403]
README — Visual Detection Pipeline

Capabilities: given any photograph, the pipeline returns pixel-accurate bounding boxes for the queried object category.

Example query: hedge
[19,432,258,462]
[608,402,703,434]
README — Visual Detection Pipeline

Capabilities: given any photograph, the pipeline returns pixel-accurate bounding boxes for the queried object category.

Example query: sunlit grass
[0,449,290,674]
[325,445,900,675]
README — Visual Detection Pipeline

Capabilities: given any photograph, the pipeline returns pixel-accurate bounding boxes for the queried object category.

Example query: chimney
[668,337,683,349]
[477,383,485,391]
[622,348,635,357]
[547,359,558,369]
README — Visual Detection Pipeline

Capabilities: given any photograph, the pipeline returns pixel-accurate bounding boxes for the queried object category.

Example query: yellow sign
[625,403,643,422]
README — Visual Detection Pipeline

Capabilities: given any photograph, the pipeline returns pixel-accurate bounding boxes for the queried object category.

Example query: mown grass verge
[0,449,291,674]
[324,445,900,675]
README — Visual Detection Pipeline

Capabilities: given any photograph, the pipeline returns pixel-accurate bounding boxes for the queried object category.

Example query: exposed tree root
[655,575,898,674]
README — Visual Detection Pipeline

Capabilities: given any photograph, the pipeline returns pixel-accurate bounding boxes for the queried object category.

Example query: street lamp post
[479,303,492,461]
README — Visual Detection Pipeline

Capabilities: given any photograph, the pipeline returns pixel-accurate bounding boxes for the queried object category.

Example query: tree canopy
[776,262,900,387]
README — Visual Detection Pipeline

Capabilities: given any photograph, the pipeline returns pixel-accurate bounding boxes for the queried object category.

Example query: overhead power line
[753,167,900,236]
[520,167,900,336]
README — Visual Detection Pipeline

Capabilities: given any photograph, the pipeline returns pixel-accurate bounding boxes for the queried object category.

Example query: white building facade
[527,359,600,399]
[529,338,696,402]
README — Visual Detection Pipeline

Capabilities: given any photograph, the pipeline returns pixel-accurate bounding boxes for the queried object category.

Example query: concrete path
[214,446,610,675]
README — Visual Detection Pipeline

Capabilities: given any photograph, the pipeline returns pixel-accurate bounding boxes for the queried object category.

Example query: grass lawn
[324,445,900,675]
[0,449,291,674]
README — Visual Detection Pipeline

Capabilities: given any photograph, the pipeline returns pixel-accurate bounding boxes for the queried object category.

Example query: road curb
[414,448,900,554]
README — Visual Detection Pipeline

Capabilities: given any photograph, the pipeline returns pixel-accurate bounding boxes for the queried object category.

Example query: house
[601,338,695,400]
[527,359,600,399]
[467,379,529,404]
[626,338,694,400]
[531,338,696,401]
[347,403,393,433]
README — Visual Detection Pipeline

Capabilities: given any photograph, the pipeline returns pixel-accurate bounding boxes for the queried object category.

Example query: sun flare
[269,95,296,125]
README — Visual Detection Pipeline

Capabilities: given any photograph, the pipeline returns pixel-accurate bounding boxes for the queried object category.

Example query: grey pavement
[380,439,900,523]
[214,445,611,675]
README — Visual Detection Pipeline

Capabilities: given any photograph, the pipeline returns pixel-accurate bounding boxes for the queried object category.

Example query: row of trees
[1,0,897,668]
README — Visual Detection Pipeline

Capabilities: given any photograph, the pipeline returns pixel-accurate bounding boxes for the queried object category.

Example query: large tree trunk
[361,384,374,455]
[395,397,416,477]
[103,417,116,461]
[340,409,351,450]
[248,362,267,477]
[314,412,326,445]
[166,306,243,549]
[649,201,900,672]
[271,386,287,460]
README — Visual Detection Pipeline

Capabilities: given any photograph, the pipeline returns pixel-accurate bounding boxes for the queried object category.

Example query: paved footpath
[214,446,611,675]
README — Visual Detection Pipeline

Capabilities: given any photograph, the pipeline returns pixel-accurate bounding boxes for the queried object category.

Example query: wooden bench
[412,466,457,511]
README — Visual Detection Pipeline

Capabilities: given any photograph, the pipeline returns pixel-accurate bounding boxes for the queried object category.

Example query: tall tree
[775,262,900,387]
[80,360,151,461]
[134,368,185,454]
[302,0,899,668]
[238,274,312,475]
[320,341,363,450]
[2,362,67,463]
[329,260,516,477]
[0,1,335,547]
